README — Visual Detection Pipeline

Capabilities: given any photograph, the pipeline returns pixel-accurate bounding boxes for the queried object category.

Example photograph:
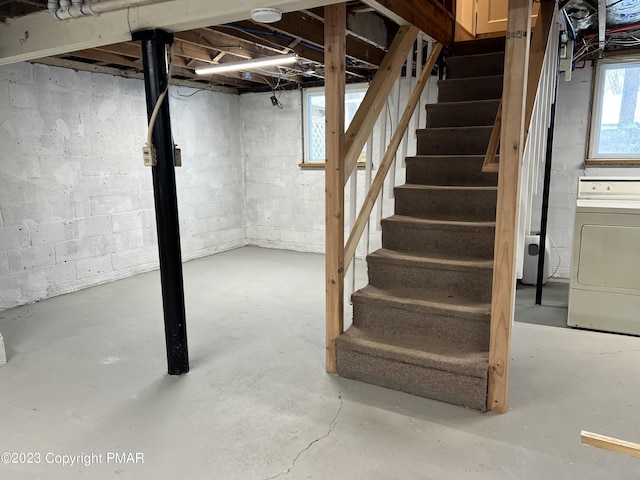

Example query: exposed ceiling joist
[0,0,342,66]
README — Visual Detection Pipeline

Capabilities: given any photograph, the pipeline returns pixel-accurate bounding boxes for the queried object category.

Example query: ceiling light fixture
[250,7,283,23]
[195,54,298,75]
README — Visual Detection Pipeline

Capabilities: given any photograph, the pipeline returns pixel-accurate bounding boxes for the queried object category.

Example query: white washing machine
[568,177,640,335]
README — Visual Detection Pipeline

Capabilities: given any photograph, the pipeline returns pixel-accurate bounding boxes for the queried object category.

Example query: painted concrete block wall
[0,62,244,310]
[531,65,638,279]
[239,75,436,258]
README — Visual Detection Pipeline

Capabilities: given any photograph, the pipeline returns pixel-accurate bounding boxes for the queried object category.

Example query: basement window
[301,84,368,166]
[588,56,640,164]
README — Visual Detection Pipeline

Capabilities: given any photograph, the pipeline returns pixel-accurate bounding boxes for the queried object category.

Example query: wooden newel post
[325,3,346,373]
[487,0,532,412]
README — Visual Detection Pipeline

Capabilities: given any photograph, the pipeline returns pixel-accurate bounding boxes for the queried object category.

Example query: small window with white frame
[589,56,640,163]
[302,84,368,164]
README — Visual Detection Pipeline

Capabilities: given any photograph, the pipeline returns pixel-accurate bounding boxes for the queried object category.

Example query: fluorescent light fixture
[196,54,297,75]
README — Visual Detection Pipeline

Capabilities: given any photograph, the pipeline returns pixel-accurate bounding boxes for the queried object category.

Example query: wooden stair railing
[483,99,501,173]
[343,43,442,272]
[482,0,557,174]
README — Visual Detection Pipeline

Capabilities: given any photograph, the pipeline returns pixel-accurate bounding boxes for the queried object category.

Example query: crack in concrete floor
[266,393,344,479]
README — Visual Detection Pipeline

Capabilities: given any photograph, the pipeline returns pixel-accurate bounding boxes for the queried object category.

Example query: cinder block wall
[0,63,244,310]
[239,77,434,257]
[531,66,638,279]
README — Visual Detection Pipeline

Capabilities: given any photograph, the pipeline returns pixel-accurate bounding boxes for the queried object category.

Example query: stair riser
[352,297,490,348]
[406,157,498,186]
[417,127,492,155]
[438,76,503,102]
[446,53,505,79]
[394,187,497,222]
[367,259,493,303]
[453,38,505,56]
[426,100,500,128]
[382,220,495,258]
[335,345,487,410]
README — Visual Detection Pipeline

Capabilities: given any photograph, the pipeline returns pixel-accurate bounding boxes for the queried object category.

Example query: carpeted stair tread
[416,126,493,155]
[452,37,505,56]
[396,184,497,192]
[381,214,495,259]
[367,248,494,303]
[350,285,491,349]
[446,52,505,79]
[353,284,491,315]
[438,75,503,102]
[394,184,497,222]
[426,99,500,128]
[383,214,495,229]
[336,327,489,378]
[368,247,493,269]
[405,155,498,186]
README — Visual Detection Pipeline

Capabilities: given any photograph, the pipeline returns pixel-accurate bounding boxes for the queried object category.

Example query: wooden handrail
[343,25,419,183]
[482,0,556,174]
[343,43,443,271]
[524,0,556,143]
[483,99,501,173]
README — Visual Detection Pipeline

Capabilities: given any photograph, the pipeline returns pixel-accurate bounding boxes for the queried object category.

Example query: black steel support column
[134,29,189,374]
[535,76,559,306]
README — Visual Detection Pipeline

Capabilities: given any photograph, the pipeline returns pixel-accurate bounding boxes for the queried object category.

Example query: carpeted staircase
[335,37,505,411]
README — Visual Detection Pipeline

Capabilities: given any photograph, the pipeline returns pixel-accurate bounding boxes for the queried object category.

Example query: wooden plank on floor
[324,3,346,374]
[487,0,532,414]
[581,431,640,459]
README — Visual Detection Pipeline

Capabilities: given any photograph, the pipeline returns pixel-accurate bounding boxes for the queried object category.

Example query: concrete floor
[1,246,639,479]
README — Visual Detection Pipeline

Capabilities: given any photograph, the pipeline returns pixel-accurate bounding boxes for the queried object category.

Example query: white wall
[0,62,244,310]
[0,58,440,311]
[532,65,638,279]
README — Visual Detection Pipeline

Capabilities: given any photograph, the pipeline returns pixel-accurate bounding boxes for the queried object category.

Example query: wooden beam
[487,0,532,414]
[177,29,266,61]
[343,25,419,183]
[0,0,345,65]
[581,431,640,459]
[598,0,606,57]
[483,99,502,172]
[213,23,326,66]
[325,3,346,374]
[524,0,555,141]
[250,11,386,66]
[68,49,141,69]
[96,42,142,59]
[362,0,455,48]
[343,43,442,270]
